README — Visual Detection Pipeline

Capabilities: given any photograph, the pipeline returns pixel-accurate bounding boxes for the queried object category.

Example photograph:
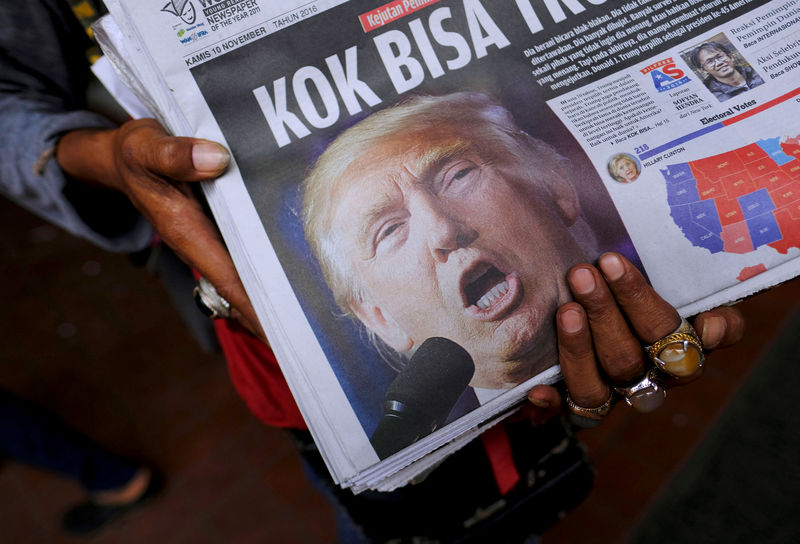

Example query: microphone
[370,337,474,459]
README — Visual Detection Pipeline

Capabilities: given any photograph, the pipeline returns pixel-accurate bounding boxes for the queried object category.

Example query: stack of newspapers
[96,0,800,492]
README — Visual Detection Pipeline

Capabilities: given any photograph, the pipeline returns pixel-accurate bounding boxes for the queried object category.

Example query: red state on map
[719,170,757,198]
[715,195,746,226]
[780,160,800,180]
[737,264,767,281]
[767,180,800,208]
[754,169,794,191]
[768,208,800,254]
[747,155,782,179]
[721,222,755,253]
[695,171,724,200]
[690,167,714,187]
[785,200,800,220]
[736,143,769,163]
[784,135,800,146]
[690,150,745,178]
[779,141,800,159]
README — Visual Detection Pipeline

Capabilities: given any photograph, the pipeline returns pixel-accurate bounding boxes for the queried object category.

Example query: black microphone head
[385,337,475,425]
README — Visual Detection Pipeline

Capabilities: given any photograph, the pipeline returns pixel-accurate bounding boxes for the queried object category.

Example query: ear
[350,299,414,353]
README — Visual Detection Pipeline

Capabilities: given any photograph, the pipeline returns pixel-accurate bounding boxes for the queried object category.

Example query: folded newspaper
[96,0,800,492]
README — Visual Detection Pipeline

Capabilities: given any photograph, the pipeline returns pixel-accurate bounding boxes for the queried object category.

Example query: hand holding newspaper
[96,0,800,492]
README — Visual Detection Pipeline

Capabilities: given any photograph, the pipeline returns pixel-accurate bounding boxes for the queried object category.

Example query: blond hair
[302,91,573,317]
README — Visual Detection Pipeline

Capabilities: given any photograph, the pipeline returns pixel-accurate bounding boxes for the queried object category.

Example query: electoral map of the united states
[660,136,800,278]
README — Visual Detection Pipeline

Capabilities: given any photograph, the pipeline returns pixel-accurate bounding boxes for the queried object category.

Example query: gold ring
[565,389,616,422]
[645,318,704,378]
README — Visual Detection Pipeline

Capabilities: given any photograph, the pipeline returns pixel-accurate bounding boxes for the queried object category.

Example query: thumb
[146,136,229,181]
[190,140,231,178]
[118,119,230,182]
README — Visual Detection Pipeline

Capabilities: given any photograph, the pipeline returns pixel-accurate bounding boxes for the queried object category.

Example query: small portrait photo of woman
[608,153,642,184]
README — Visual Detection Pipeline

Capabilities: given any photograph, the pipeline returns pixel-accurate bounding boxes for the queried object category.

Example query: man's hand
[56,118,264,340]
[527,252,745,423]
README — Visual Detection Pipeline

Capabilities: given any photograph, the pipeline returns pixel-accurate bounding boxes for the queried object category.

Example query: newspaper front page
[102,0,800,490]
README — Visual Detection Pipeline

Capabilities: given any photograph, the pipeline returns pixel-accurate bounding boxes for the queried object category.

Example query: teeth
[476,280,509,310]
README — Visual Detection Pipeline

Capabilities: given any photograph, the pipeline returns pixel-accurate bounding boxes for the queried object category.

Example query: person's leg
[0,388,139,490]
[0,388,158,533]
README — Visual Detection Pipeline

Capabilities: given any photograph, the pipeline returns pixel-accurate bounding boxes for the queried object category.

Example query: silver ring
[193,277,231,319]
[614,368,666,413]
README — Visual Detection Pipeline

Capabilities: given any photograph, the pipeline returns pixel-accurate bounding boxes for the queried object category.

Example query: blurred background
[2,194,799,543]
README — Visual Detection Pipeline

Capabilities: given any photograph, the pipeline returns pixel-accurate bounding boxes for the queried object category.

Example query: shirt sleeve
[0,0,152,253]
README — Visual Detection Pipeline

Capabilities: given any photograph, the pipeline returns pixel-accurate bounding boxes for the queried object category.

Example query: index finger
[160,203,265,342]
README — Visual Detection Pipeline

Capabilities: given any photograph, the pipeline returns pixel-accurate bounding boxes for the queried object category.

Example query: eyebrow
[415,140,473,181]
[355,140,475,250]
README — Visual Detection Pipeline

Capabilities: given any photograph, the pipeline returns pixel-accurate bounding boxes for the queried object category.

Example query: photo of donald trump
[301,91,608,398]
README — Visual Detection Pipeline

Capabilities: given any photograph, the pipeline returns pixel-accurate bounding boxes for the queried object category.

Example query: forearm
[56,127,124,193]
[0,96,151,251]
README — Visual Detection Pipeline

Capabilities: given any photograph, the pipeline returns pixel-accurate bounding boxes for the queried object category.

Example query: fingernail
[560,308,583,333]
[701,316,725,348]
[570,268,595,295]
[599,253,625,281]
[192,142,230,172]
[528,396,550,409]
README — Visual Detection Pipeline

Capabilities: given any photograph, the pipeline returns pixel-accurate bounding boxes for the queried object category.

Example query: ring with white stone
[645,318,705,379]
[193,277,231,319]
[614,368,666,413]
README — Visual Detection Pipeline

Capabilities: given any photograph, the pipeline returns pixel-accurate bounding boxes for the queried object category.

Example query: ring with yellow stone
[645,318,705,378]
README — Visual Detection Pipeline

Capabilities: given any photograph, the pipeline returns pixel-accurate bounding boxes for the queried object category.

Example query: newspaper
[98,0,800,492]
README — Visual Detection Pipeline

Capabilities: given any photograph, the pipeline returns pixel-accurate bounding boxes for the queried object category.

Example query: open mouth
[463,265,510,310]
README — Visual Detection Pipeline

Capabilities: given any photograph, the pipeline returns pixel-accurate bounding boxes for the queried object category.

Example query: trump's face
[327,123,585,389]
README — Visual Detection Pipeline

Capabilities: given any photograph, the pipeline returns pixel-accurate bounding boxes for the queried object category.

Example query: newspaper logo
[200,0,262,30]
[640,58,690,93]
[161,0,197,25]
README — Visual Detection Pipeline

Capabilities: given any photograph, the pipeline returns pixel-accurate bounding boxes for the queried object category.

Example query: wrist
[56,128,124,192]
